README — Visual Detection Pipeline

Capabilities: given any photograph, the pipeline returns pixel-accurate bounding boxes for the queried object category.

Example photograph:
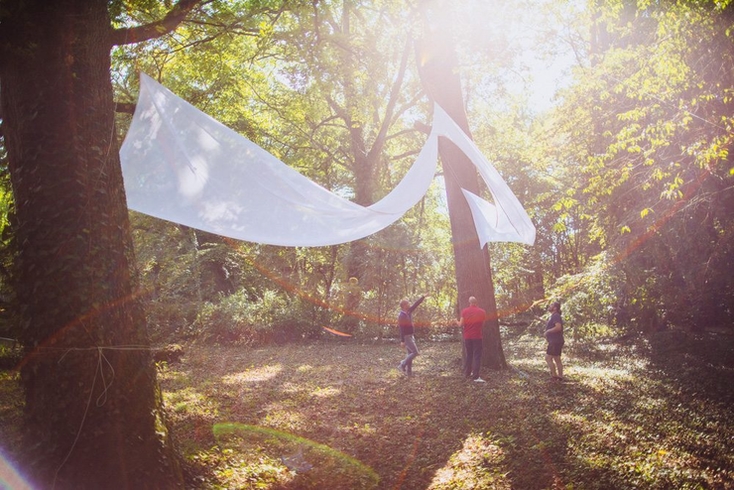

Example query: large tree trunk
[416,3,506,370]
[0,1,183,488]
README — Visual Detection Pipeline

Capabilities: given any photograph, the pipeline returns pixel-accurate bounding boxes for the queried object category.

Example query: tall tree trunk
[0,1,183,488]
[416,2,506,370]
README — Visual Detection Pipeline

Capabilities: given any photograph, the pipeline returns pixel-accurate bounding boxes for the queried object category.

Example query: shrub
[195,289,323,346]
[545,252,628,340]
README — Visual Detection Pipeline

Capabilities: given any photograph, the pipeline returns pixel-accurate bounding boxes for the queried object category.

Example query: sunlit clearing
[555,412,629,447]
[575,365,637,384]
[212,455,293,489]
[222,364,283,384]
[428,432,510,489]
[558,413,689,483]
[280,381,306,395]
[156,367,189,383]
[345,422,377,438]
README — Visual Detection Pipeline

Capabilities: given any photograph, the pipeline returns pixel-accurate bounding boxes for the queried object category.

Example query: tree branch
[115,102,136,115]
[110,0,206,46]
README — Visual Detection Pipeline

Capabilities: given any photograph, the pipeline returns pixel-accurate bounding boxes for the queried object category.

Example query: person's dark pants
[401,335,419,375]
[463,338,483,379]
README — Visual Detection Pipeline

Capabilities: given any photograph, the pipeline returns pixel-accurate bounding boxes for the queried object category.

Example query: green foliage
[538,0,734,335]
[110,0,734,348]
[0,127,17,342]
[544,251,627,339]
[195,289,322,345]
[0,343,21,371]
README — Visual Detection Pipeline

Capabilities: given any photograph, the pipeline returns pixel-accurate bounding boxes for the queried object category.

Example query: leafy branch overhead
[110,0,205,46]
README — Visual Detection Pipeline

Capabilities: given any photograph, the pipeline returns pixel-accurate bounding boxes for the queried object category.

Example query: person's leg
[398,357,406,372]
[471,339,483,379]
[546,342,563,379]
[463,339,473,378]
[553,355,563,379]
[403,335,419,375]
[551,342,564,379]
[545,353,557,377]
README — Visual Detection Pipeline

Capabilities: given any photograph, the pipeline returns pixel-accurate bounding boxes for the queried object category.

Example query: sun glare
[451,0,579,113]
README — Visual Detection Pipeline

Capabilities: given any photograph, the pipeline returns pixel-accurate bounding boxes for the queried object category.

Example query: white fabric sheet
[120,73,535,247]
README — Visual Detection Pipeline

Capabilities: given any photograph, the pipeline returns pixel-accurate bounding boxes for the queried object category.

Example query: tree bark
[416,3,506,370]
[0,1,183,488]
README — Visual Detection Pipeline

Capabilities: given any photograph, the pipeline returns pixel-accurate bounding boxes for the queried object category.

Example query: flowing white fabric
[120,73,534,247]
[430,112,537,247]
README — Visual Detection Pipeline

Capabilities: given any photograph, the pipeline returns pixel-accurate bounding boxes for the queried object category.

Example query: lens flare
[213,423,379,485]
[0,453,33,490]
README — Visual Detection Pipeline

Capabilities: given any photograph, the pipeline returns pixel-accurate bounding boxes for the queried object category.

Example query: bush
[146,299,199,343]
[545,252,628,340]
[0,343,22,370]
[195,289,322,346]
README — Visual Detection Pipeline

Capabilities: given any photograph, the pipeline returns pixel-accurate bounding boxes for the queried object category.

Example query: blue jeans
[401,335,419,374]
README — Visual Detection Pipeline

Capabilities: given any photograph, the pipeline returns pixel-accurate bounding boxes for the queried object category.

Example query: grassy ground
[2,330,733,489]
[158,330,733,489]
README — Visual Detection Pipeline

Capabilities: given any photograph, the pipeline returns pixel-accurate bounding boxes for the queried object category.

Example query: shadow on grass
[645,329,734,403]
[508,329,734,489]
[2,333,727,490]
[163,336,733,488]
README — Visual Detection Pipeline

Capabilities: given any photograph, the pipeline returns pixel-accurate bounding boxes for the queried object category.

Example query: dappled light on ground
[2,332,733,489]
[212,423,380,489]
[262,400,309,432]
[147,336,732,488]
[222,364,283,384]
[428,432,511,489]
[307,385,341,398]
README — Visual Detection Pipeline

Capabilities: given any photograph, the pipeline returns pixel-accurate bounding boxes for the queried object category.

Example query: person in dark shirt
[397,295,426,376]
[544,301,565,382]
[456,296,487,383]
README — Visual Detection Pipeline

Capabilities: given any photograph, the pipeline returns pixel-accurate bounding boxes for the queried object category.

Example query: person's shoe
[398,362,406,373]
[473,377,486,383]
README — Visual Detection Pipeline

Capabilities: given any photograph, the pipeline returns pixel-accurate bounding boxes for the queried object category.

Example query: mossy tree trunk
[0,0,185,487]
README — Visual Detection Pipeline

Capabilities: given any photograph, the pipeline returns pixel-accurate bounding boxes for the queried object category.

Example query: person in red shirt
[456,296,487,383]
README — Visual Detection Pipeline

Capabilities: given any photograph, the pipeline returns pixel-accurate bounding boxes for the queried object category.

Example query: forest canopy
[104,0,734,344]
[0,0,730,345]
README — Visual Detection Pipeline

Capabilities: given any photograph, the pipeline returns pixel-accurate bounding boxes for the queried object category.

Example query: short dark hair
[551,301,561,313]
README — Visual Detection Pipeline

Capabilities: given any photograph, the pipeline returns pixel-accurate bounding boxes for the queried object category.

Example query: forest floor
[2,329,734,489]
